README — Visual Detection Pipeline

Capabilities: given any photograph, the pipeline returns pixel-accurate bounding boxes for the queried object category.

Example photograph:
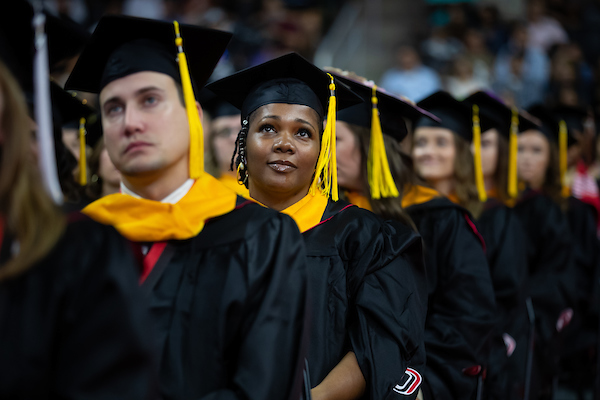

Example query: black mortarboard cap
[198,88,240,119]
[205,52,362,119]
[0,33,29,92]
[51,84,102,155]
[22,81,100,145]
[0,1,94,129]
[0,2,92,100]
[0,1,89,83]
[65,15,232,94]
[46,14,90,66]
[415,91,478,141]
[0,1,36,92]
[526,104,577,147]
[551,105,588,135]
[331,71,439,142]
[462,91,538,138]
[51,82,95,126]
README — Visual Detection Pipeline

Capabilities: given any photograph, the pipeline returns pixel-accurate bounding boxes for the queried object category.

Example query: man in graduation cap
[66,15,309,400]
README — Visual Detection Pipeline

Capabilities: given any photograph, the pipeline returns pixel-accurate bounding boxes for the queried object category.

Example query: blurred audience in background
[445,54,490,99]
[526,0,568,51]
[380,44,441,102]
[41,0,600,119]
[492,21,549,108]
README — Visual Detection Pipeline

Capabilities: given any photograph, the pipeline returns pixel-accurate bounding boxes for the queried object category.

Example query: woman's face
[476,128,499,178]
[211,114,241,174]
[62,127,80,160]
[412,126,456,182]
[336,121,363,191]
[517,129,550,189]
[98,147,121,187]
[246,103,321,200]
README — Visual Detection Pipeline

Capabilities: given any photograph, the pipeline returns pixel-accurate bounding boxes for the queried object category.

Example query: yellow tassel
[472,105,487,202]
[368,85,399,199]
[78,117,87,186]
[508,108,519,198]
[559,120,569,198]
[173,21,204,179]
[310,73,338,201]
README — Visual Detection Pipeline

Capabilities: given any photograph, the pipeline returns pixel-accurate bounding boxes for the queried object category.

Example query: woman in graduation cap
[550,106,600,394]
[200,91,249,197]
[411,91,488,218]
[460,91,541,399]
[0,54,157,398]
[208,53,428,400]
[327,73,496,400]
[517,104,597,396]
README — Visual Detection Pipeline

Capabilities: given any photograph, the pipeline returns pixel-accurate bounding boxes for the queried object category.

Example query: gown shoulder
[0,213,156,399]
[303,201,428,399]
[406,198,496,400]
[149,200,309,400]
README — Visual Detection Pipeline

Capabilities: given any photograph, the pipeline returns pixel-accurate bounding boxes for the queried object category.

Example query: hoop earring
[237,162,248,185]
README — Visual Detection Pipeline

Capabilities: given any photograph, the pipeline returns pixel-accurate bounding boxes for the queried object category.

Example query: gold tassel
[310,73,338,201]
[368,85,399,199]
[508,108,519,198]
[472,105,487,202]
[559,120,569,198]
[78,117,87,185]
[173,21,204,179]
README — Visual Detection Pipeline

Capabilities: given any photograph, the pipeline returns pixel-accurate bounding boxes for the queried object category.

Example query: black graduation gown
[477,199,530,399]
[301,200,428,400]
[565,196,599,321]
[478,200,528,323]
[145,200,309,400]
[0,215,156,400]
[405,197,496,400]
[511,190,575,396]
[513,192,574,343]
[559,196,600,388]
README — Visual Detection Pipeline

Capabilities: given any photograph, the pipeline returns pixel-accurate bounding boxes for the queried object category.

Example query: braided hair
[230,117,249,188]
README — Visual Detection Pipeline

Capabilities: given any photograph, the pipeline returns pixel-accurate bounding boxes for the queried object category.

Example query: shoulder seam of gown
[306,204,355,232]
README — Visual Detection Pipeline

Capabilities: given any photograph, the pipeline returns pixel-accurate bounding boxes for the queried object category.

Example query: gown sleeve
[418,209,496,400]
[477,206,530,398]
[199,213,309,400]
[559,198,600,358]
[343,212,428,400]
[478,206,528,324]
[53,221,157,400]
[566,197,600,315]
[520,197,574,345]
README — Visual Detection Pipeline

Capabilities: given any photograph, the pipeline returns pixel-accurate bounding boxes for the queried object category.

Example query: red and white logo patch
[556,308,574,332]
[393,368,422,395]
[502,333,516,357]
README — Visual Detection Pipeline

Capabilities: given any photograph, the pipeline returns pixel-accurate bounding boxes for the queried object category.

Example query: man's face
[99,71,191,180]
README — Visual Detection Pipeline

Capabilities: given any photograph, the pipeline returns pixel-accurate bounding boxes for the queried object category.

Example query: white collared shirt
[120,178,195,204]
[120,179,195,254]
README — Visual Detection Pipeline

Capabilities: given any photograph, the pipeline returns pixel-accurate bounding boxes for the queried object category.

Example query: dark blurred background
[41,0,600,115]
